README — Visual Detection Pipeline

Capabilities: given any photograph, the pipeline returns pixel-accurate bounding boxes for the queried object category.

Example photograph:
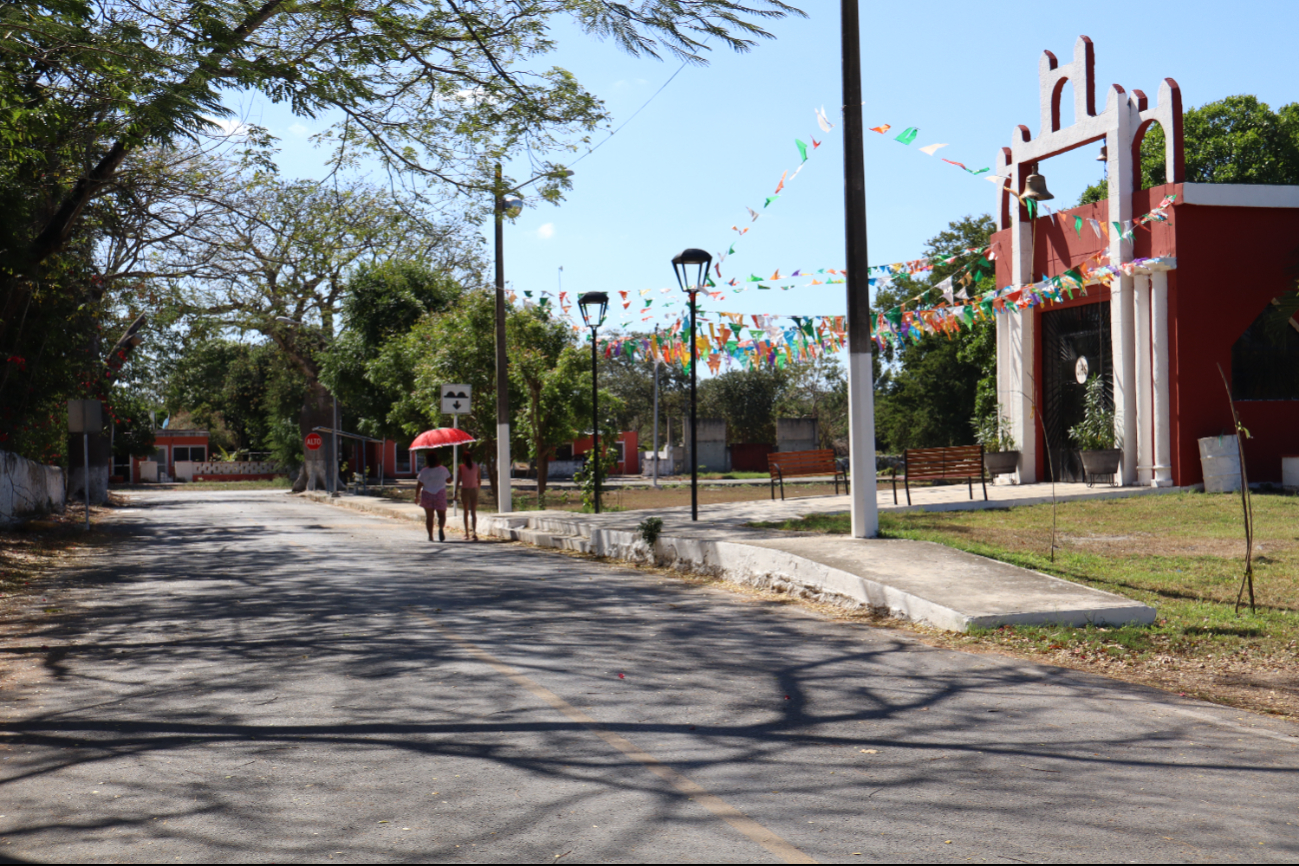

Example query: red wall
[1169,197,1299,485]
[572,432,640,475]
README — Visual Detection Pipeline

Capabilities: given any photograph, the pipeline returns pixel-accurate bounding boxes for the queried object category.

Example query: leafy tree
[698,365,790,444]
[511,309,601,499]
[776,354,849,451]
[1079,95,1299,204]
[873,214,998,453]
[596,331,690,447]
[2,0,804,275]
[321,261,466,440]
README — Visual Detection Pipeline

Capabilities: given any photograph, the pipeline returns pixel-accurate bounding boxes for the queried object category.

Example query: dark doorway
[1041,301,1113,482]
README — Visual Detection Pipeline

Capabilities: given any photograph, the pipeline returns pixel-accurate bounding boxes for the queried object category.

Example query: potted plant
[1069,375,1122,484]
[974,410,1020,479]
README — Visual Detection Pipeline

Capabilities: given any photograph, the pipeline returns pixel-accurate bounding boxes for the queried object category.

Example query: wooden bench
[768,449,848,500]
[894,445,987,506]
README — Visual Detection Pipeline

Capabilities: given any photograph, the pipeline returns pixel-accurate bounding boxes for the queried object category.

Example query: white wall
[1,450,67,526]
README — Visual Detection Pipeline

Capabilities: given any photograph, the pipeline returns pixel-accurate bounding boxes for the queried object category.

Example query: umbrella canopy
[408,427,477,450]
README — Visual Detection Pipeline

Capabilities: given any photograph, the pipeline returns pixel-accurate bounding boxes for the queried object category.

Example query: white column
[1151,270,1173,486]
[1007,198,1036,484]
[1111,277,1138,485]
[1134,274,1153,485]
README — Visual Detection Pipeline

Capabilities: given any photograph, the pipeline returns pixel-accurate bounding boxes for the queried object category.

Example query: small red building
[571,431,640,475]
[990,36,1299,486]
[126,429,210,483]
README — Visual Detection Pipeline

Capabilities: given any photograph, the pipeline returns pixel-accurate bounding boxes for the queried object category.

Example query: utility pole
[652,325,660,488]
[494,163,512,513]
[842,0,879,538]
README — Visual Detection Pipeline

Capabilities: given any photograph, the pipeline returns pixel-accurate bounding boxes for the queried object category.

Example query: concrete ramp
[479,506,1155,632]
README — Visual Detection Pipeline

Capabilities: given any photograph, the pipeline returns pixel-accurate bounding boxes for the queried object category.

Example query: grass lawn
[377,481,844,513]
[752,492,1299,718]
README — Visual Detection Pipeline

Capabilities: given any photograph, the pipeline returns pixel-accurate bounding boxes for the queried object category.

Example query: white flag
[937,276,955,304]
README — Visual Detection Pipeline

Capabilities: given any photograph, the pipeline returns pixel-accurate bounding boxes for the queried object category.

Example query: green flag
[1074,215,1083,236]
[765,195,780,208]
[796,139,809,163]
[894,127,919,145]
[1025,198,1038,219]
[1112,221,1123,237]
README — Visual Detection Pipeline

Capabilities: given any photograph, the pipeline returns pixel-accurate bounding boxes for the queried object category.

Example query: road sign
[441,384,472,415]
[305,432,323,451]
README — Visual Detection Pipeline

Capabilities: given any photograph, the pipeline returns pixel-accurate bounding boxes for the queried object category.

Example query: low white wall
[0,449,67,525]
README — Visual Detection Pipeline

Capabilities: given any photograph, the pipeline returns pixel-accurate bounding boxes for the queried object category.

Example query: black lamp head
[578,291,609,329]
[672,248,713,294]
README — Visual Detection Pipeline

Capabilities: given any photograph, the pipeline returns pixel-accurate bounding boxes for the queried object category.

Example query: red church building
[991,36,1299,487]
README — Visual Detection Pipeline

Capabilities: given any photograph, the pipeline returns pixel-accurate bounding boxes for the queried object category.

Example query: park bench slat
[894,445,988,506]
[767,448,848,500]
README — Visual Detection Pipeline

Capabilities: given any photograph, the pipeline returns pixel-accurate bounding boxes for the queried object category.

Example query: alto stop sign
[305,432,323,451]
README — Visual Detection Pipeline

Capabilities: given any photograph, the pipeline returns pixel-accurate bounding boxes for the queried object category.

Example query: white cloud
[204,116,251,137]
[288,123,310,137]
[537,223,556,240]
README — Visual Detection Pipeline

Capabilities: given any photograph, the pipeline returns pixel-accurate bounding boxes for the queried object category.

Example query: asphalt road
[2,489,1297,863]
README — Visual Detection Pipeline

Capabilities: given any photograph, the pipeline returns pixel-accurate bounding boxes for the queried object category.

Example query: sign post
[68,399,102,531]
[441,385,472,516]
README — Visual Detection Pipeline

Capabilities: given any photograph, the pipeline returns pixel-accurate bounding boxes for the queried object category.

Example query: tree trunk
[294,379,334,493]
[536,453,549,499]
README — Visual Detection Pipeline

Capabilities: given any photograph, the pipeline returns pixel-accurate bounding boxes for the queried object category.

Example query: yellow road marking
[407,608,816,865]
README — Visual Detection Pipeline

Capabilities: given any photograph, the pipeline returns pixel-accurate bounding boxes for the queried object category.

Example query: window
[615,441,626,465]
[153,446,167,466]
[112,454,131,479]
[188,446,206,463]
[174,447,188,462]
[396,445,411,474]
[1232,294,1299,401]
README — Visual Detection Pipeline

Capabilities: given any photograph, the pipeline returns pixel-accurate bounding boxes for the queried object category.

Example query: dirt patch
[0,496,128,714]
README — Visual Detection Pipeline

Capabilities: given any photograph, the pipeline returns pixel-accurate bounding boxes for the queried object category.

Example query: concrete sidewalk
[303,485,1160,632]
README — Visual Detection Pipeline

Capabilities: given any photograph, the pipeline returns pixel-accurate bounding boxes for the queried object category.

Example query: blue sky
[242,1,1298,337]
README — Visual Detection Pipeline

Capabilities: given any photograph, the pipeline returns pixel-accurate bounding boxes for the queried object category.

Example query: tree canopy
[1079,95,1299,204]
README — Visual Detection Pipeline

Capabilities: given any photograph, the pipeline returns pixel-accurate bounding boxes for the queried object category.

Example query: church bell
[1021,170,1054,202]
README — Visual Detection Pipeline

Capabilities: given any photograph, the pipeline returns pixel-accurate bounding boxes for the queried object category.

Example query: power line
[570,56,694,168]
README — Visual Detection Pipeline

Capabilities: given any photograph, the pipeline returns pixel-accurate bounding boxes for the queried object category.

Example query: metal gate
[1040,302,1113,482]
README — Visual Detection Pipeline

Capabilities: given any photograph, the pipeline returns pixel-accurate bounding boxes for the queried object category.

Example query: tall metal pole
[494,163,513,513]
[83,432,90,531]
[689,290,699,521]
[652,325,660,488]
[591,328,601,514]
[842,0,878,538]
[332,393,340,497]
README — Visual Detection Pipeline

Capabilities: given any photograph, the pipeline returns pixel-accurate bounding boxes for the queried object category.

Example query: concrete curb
[477,513,1154,633]
[296,490,1155,633]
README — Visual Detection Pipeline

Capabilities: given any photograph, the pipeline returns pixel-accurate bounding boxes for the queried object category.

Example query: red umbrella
[409,427,477,450]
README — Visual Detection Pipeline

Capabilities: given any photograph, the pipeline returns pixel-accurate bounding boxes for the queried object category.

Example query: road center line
[407,608,817,865]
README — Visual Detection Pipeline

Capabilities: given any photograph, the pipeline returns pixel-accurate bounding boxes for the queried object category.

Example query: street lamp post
[578,292,609,514]
[671,249,713,522]
[492,164,562,514]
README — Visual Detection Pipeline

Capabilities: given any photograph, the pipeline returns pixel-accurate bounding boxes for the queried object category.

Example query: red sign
[305,433,323,451]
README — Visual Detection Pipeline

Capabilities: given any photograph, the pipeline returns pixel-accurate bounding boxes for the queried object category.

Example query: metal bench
[894,445,987,506]
[767,449,848,500]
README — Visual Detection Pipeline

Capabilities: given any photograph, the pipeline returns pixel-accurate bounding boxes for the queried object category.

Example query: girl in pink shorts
[415,451,452,542]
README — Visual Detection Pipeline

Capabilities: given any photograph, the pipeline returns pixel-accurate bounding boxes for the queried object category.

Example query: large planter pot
[1198,436,1242,494]
[983,450,1020,478]
[1079,449,1122,486]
